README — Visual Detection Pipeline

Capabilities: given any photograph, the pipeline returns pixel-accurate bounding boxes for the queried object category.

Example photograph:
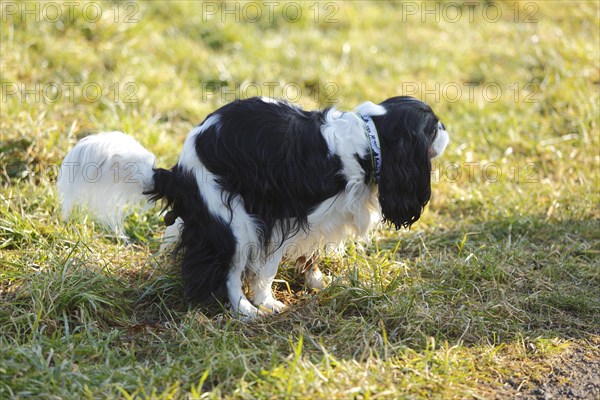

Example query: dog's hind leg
[296,254,326,290]
[159,217,183,253]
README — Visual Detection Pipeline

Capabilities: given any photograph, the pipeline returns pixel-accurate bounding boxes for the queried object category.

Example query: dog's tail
[57,131,160,236]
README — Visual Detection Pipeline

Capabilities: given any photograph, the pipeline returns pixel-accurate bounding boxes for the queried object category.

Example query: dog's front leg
[227,262,260,319]
[252,249,287,315]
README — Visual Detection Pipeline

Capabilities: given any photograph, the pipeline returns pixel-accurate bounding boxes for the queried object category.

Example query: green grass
[1,1,599,398]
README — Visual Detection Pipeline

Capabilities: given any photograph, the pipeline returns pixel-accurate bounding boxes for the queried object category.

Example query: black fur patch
[373,96,439,229]
[194,98,347,246]
[145,96,441,304]
[146,166,235,304]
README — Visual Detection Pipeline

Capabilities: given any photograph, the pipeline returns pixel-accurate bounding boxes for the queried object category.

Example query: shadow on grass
[118,214,600,359]
[1,215,598,400]
[325,215,599,346]
[2,215,597,353]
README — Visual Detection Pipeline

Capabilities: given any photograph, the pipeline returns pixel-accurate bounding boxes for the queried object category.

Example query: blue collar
[357,113,382,183]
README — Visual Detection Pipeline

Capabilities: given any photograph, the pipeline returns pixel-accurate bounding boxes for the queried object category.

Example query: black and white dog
[58,96,449,318]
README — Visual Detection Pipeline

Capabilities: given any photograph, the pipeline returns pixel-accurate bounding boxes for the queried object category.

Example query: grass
[1,0,599,398]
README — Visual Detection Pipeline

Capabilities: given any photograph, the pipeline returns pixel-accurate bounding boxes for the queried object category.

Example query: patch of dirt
[498,340,600,400]
[525,344,600,400]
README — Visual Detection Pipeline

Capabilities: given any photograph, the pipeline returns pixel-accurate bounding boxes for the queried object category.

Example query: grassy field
[1,0,599,398]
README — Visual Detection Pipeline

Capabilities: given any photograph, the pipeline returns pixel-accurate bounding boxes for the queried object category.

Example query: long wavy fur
[58,96,448,313]
[373,96,440,229]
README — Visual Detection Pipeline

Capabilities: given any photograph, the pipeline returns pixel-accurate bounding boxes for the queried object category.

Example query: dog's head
[356,96,449,229]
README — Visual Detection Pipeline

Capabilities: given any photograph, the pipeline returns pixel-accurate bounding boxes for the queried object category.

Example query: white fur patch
[319,110,381,236]
[432,124,450,158]
[57,131,156,235]
[160,217,183,252]
[260,97,280,104]
[178,115,221,169]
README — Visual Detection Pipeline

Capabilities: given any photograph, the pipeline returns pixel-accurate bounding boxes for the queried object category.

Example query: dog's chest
[280,191,379,259]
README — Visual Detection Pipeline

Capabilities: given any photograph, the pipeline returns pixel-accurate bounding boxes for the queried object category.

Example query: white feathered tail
[57,131,156,235]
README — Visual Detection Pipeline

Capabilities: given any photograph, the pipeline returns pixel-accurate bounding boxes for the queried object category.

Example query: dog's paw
[257,298,287,316]
[305,268,326,290]
[234,299,261,321]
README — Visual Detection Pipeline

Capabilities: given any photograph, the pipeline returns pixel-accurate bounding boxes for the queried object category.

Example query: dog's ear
[376,116,433,230]
[355,101,387,117]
